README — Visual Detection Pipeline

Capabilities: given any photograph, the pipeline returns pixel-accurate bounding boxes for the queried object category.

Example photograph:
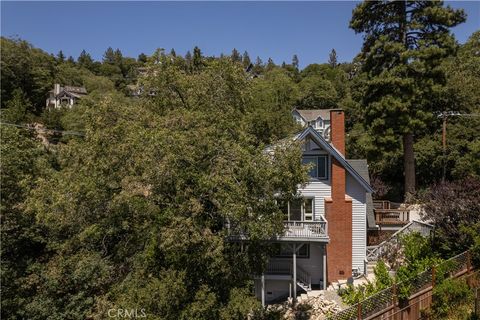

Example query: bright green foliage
[9,57,308,319]
[431,278,473,319]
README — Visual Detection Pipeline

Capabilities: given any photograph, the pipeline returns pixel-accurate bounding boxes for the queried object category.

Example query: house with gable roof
[230,109,375,304]
[46,83,88,109]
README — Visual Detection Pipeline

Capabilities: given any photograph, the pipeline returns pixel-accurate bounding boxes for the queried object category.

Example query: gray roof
[346,159,377,230]
[297,127,374,193]
[64,86,87,94]
[294,109,332,122]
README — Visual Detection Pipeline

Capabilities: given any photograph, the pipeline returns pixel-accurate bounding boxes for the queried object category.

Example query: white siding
[298,179,331,220]
[346,173,367,273]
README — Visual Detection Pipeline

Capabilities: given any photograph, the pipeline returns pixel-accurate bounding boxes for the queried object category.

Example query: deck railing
[374,209,410,225]
[281,217,328,240]
[226,215,328,241]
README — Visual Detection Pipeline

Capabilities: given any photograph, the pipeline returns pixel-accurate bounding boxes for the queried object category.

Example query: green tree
[57,50,65,63]
[231,48,241,62]
[78,49,95,71]
[292,54,299,70]
[350,0,465,199]
[328,49,337,68]
[137,53,148,63]
[242,50,251,68]
[192,46,203,71]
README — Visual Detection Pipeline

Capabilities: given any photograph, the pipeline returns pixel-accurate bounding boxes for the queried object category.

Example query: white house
[46,84,87,109]
[238,109,374,304]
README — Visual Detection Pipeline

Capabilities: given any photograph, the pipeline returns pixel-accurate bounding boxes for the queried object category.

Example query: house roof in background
[294,109,332,121]
[64,86,87,94]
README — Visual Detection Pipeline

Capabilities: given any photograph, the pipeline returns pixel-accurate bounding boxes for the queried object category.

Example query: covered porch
[255,242,327,305]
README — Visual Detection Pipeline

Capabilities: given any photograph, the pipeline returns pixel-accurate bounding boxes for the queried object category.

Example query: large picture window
[302,155,328,180]
[279,198,314,221]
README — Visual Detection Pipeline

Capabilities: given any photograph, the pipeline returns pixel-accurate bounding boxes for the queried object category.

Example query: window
[279,198,314,221]
[302,155,328,180]
[304,198,313,221]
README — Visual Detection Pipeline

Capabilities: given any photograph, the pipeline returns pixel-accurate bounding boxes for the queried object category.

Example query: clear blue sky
[2,1,479,68]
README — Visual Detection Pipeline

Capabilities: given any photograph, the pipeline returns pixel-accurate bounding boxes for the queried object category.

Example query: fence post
[475,288,479,317]
[357,302,362,320]
[431,266,436,288]
[392,283,398,320]
[467,251,472,273]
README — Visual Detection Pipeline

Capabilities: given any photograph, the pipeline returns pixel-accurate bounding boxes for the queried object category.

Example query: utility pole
[437,111,480,182]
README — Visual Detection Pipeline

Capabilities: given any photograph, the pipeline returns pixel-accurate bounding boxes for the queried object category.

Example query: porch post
[323,244,327,290]
[261,274,265,307]
[293,243,297,301]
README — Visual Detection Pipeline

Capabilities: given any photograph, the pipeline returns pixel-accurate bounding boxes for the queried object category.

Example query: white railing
[265,260,312,290]
[366,220,434,261]
[296,265,312,290]
[266,260,292,274]
[282,217,328,240]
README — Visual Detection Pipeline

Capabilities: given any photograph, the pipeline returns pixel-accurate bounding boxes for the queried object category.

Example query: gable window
[302,155,328,180]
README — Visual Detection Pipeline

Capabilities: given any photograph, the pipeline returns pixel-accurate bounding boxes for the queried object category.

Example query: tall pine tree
[350,0,465,199]
[328,49,337,68]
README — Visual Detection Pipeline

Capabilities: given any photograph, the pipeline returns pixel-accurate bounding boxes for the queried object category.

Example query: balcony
[279,219,328,242]
[373,200,410,226]
[226,216,328,242]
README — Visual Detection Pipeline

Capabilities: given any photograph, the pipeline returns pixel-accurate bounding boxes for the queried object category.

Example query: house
[46,84,87,109]
[232,109,374,305]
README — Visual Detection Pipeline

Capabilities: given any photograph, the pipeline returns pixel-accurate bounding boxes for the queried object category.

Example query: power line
[0,122,85,137]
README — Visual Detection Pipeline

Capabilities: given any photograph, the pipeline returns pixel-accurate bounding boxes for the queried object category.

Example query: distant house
[292,108,332,139]
[46,84,87,109]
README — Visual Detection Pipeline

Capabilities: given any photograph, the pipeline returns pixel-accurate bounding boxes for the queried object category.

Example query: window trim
[303,155,329,180]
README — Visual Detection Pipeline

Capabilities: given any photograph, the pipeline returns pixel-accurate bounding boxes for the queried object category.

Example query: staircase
[366,220,434,264]
[296,265,312,292]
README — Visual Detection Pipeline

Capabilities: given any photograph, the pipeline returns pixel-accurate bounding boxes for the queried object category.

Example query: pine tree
[328,49,337,68]
[78,50,94,70]
[350,0,465,198]
[137,53,148,63]
[57,50,65,63]
[231,48,241,62]
[103,47,116,64]
[192,46,203,71]
[242,51,251,68]
[67,56,75,65]
[185,50,192,72]
[292,54,299,70]
[266,58,275,71]
[170,48,177,57]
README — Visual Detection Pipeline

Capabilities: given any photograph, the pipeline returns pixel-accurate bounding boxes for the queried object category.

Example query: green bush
[431,278,473,319]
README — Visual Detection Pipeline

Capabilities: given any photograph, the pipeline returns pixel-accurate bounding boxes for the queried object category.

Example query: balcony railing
[374,209,410,225]
[280,216,328,240]
[373,200,410,225]
[226,215,328,241]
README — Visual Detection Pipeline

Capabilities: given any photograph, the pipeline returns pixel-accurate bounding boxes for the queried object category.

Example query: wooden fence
[327,250,476,320]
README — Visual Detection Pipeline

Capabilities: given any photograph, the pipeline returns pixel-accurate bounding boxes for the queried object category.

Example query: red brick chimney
[330,109,345,156]
[325,109,352,283]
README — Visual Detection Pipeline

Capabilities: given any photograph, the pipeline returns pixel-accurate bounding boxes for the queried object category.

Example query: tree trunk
[403,132,415,200]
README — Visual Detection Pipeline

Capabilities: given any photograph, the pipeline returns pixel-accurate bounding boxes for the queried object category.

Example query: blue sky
[2,1,479,68]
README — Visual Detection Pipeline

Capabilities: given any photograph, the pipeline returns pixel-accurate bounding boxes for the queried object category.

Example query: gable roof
[64,86,87,94]
[347,159,377,229]
[293,109,332,122]
[296,126,374,193]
